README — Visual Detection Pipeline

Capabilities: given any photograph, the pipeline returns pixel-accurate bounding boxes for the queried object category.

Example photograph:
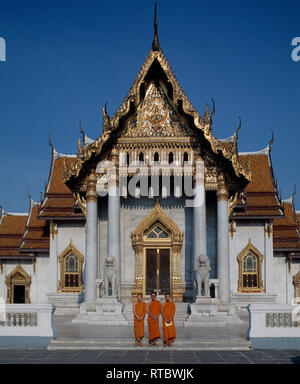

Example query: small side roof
[273,197,300,252]
[232,146,283,218]
[0,209,29,259]
[20,199,50,253]
[38,148,84,220]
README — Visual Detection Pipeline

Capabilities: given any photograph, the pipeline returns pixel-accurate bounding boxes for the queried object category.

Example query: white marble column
[194,160,207,261]
[217,173,230,303]
[84,170,98,304]
[108,149,121,299]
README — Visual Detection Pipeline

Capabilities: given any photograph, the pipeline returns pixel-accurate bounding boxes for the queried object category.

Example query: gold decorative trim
[229,220,236,240]
[6,264,31,304]
[217,173,229,201]
[131,199,184,302]
[293,271,300,303]
[58,240,84,293]
[228,192,239,216]
[264,221,273,239]
[86,170,98,203]
[237,239,264,293]
[50,220,58,240]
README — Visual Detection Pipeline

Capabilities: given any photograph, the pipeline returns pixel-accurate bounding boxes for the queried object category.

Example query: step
[47,339,252,351]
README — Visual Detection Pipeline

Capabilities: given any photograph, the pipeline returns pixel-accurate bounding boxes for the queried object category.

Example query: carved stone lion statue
[104,255,119,297]
[195,254,211,297]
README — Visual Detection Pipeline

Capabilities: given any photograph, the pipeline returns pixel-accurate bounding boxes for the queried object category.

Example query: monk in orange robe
[133,293,146,347]
[147,291,161,346]
[161,292,176,347]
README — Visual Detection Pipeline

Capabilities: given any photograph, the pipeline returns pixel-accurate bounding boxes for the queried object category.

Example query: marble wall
[0,255,51,304]
[97,193,217,300]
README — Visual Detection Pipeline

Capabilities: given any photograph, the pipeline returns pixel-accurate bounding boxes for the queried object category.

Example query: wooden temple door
[146,248,170,295]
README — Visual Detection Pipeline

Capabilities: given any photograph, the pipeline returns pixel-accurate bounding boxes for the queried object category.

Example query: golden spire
[152,2,160,51]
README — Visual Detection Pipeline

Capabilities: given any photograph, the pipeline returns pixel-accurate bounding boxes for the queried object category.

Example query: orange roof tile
[20,203,50,252]
[232,153,282,218]
[0,213,29,257]
[39,154,84,220]
[273,202,300,250]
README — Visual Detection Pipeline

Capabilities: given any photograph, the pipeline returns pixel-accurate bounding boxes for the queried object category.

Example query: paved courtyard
[0,349,299,364]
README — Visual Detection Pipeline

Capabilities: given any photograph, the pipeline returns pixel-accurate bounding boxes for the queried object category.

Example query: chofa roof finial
[268,129,274,148]
[152,2,160,51]
[49,133,54,151]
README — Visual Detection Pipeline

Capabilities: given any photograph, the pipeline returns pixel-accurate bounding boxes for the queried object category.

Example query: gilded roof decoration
[124,82,193,138]
[63,39,251,184]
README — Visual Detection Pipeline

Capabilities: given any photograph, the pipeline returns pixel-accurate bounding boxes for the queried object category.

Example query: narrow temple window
[139,152,144,162]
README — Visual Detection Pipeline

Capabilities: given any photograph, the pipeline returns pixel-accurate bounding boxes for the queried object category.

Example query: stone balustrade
[0,304,56,349]
[0,312,38,327]
[249,303,300,349]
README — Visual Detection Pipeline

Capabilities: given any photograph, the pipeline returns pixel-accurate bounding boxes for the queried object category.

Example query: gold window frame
[237,240,264,293]
[293,271,300,304]
[58,240,84,293]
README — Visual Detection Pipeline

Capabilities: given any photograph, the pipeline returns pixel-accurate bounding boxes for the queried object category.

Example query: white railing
[0,304,56,338]
[249,303,300,339]
[0,312,38,327]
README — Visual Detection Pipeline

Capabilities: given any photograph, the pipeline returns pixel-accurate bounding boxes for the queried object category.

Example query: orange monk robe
[162,301,176,343]
[134,302,147,340]
[147,300,161,341]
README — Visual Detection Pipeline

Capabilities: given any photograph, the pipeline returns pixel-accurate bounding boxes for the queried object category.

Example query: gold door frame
[6,264,31,304]
[131,199,184,302]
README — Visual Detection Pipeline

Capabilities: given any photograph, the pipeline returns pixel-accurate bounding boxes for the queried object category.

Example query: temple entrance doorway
[13,285,26,304]
[146,248,170,295]
[132,200,184,301]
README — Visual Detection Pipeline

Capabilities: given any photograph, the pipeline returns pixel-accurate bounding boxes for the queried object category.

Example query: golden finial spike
[210,99,215,118]
[152,2,160,51]
[79,119,84,136]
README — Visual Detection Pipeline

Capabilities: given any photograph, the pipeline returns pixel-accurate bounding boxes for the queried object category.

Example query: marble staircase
[122,302,189,326]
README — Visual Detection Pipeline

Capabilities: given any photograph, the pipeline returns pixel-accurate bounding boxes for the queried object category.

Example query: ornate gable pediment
[122,81,193,139]
[62,13,251,189]
[131,199,184,245]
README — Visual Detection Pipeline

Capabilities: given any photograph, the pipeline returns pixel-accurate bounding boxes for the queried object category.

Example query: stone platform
[47,313,252,351]
[185,298,243,327]
[71,297,128,325]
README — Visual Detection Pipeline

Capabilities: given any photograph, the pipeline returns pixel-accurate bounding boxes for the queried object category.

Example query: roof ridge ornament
[152,2,160,51]
[267,129,274,151]
[234,117,242,139]
[282,185,296,206]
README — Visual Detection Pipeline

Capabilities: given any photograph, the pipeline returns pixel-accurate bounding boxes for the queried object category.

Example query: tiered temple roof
[20,199,50,253]
[0,209,28,259]
[273,198,300,252]
[38,149,84,220]
[232,147,283,218]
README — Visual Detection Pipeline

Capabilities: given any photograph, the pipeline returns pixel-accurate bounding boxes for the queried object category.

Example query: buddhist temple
[0,4,299,322]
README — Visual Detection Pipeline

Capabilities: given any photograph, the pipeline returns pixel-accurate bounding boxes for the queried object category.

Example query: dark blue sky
[0,0,299,212]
